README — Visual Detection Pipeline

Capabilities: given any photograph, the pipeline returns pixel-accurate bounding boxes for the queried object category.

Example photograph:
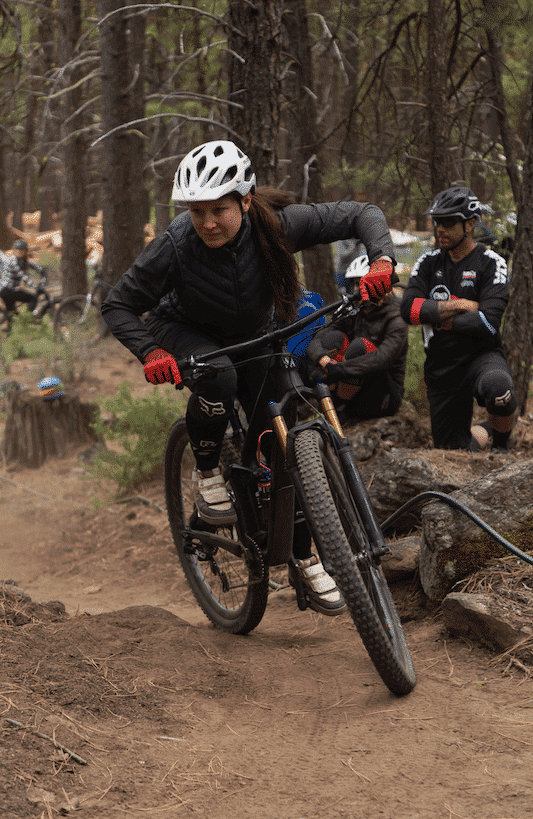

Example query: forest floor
[1,336,533,819]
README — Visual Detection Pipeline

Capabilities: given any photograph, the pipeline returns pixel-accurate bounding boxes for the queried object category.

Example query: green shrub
[0,310,59,363]
[91,381,185,491]
[0,310,101,386]
[404,326,430,416]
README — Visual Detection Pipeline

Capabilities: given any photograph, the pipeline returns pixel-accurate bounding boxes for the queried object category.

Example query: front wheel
[164,418,270,634]
[53,295,107,343]
[293,428,416,695]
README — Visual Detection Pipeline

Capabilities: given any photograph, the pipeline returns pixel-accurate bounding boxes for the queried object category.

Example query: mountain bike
[0,271,62,336]
[164,292,416,696]
[53,276,112,342]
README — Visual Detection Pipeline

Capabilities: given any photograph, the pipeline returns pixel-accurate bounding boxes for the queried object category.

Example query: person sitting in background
[307,255,408,424]
[0,239,41,316]
[333,237,366,295]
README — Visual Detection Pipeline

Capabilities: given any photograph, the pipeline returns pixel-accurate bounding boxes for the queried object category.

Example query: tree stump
[1,390,101,468]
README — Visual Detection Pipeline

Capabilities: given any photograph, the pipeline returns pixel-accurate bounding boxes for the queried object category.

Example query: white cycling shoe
[290,555,347,616]
[192,467,238,526]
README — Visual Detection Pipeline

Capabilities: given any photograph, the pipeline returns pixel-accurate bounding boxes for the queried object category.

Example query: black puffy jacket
[102,201,395,362]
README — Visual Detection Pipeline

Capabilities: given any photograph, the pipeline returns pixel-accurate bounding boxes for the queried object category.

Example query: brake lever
[191,362,217,382]
[175,357,218,390]
[330,293,361,321]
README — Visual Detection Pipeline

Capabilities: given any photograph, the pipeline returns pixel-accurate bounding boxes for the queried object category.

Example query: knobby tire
[53,295,107,342]
[293,428,416,695]
[164,418,269,634]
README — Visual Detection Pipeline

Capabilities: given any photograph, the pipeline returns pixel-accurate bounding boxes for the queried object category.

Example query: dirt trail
[1,339,532,819]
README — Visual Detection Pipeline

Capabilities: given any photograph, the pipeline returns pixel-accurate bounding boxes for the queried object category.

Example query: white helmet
[172,140,256,204]
[345,254,370,279]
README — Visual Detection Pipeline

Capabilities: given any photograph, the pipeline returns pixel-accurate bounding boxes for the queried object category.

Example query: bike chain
[241,533,266,583]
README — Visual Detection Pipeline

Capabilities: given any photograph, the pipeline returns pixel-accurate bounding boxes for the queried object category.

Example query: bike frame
[178,292,389,575]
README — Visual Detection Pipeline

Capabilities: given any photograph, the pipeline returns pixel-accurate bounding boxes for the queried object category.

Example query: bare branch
[78,3,246,54]
[8,1,60,21]
[308,13,349,87]
[90,114,241,149]
[42,68,101,100]
[146,91,243,110]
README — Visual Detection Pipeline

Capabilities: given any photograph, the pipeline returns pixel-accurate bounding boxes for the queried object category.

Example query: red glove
[143,348,182,385]
[359,259,394,302]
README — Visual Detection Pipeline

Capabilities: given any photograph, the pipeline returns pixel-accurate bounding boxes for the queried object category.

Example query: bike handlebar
[176,289,363,373]
[179,269,400,371]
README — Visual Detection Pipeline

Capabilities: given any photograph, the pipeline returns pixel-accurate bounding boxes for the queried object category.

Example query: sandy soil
[1,337,532,819]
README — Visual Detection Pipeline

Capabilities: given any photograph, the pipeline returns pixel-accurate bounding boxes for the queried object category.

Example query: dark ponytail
[247,186,301,324]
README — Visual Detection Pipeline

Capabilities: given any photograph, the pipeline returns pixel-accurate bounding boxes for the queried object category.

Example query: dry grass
[461,555,533,672]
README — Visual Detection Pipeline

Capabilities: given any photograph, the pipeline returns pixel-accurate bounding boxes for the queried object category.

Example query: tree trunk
[0,196,17,250]
[283,0,336,303]
[98,0,144,284]
[339,1,361,171]
[501,71,533,414]
[37,0,60,234]
[127,0,150,237]
[483,4,522,205]
[2,391,101,469]
[58,0,88,298]
[426,0,451,192]
[227,0,283,185]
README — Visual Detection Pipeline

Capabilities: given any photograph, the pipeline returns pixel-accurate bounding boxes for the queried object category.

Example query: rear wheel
[164,418,269,634]
[293,428,416,695]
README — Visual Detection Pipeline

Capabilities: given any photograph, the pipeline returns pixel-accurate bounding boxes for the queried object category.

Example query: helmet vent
[196,156,207,176]
[214,145,224,157]
[221,165,237,185]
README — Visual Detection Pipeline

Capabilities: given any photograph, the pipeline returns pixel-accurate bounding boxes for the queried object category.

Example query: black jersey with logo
[400,244,509,387]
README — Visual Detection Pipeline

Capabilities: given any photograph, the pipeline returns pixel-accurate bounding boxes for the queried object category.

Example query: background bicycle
[164,291,416,696]
[53,276,112,343]
[0,270,62,336]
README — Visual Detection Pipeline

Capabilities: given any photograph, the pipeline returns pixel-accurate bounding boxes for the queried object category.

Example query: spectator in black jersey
[400,186,517,453]
[102,140,398,617]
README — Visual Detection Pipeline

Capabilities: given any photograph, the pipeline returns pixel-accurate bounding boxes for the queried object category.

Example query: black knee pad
[345,337,377,360]
[187,391,233,425]
[477,369,517,417]
[317,329,348,358]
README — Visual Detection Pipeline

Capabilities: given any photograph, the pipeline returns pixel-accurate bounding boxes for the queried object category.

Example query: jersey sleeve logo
[482,247,508,285]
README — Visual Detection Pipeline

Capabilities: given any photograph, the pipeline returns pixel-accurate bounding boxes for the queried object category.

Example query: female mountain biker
[101,139,396,615]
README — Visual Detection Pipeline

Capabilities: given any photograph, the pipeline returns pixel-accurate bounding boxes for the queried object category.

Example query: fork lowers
[314,383,345,438]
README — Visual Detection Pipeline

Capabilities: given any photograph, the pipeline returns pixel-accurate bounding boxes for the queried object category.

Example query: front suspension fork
[269,384,389,562]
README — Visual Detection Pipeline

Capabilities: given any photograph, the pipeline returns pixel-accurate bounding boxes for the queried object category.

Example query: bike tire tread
[293,428,416,695]
[164,418,269,635]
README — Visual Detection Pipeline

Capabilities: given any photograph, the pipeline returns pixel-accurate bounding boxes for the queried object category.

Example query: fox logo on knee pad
[198,396,226,416]
[494,390,512,407]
